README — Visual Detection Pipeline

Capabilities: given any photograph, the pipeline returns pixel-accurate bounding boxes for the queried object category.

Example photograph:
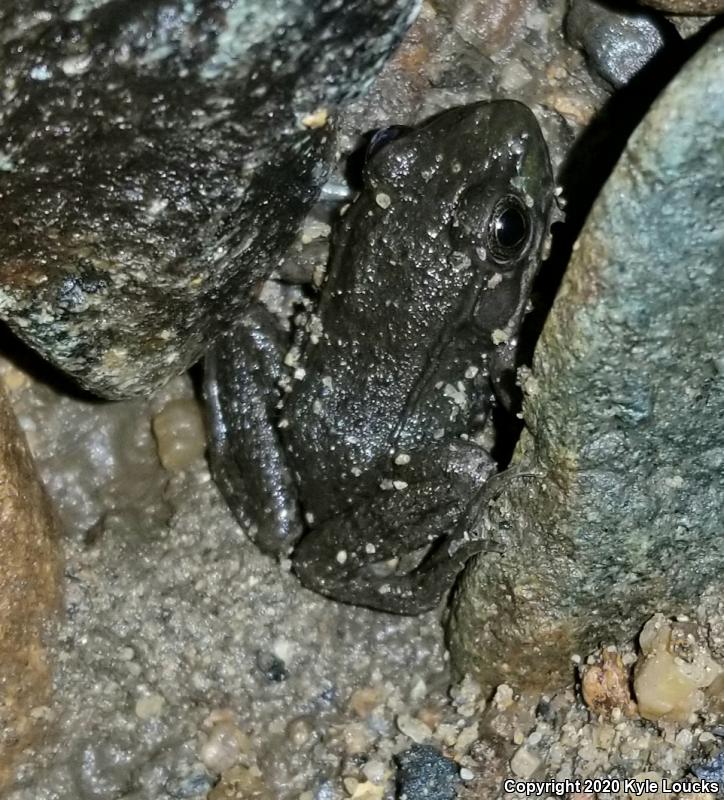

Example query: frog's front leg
[292,442,497,614]
[204,304,304,557]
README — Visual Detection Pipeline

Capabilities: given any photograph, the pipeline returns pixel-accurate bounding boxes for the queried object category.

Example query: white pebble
[200,721,246,774]
[375,192,391,209]
[135,693,165,720]
[152,399,206,471]
[510,746,540,779]
[397,714,432,744]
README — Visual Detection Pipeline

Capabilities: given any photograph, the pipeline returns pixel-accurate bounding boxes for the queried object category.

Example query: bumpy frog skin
[204,100,556,614]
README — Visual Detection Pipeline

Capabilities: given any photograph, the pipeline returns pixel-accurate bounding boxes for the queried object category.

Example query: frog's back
[283,100,554,518]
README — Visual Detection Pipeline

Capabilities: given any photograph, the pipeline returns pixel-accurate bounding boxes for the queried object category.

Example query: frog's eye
[487,195,531,264]
[365,125,412,162]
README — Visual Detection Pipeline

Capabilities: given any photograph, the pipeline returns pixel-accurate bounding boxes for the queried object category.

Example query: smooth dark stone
[566,0,678,88]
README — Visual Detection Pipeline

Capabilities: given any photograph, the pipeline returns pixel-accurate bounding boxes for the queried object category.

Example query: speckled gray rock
[448,29,724,692]
[0,0,418,399]
[566,0,678,88]
[395,745,459,800]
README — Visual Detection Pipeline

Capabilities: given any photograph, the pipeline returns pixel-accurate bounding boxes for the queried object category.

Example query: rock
[344,778,385,800]
[255,650,288,682]
[692,751,724,787]
[432,0,536,58]
[448,29,724,692]
[349,686,385,719]
[581,649,637,718]
[152,398,206,472]
[638,0,724,15]
[0,0,419,399]
[208,765,272,800]
[394,744,459,800]
[134,692,166,720]
[165,769,214,799]
[633,614,721,722]
[566,0,679,88]
[397,714,433,744]
[509,746,541,779]
[0,383,62,788]
[200,721,248,774]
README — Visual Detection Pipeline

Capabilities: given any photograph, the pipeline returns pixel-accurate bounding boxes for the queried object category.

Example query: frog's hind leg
[204,304,304,557]
[292,497,497,615]
[292,446,499,615]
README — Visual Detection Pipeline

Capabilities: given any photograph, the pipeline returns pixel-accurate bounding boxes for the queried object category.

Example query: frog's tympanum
[204,101,556,614]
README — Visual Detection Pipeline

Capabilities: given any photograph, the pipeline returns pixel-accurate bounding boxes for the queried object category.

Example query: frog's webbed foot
[204,303,304,557]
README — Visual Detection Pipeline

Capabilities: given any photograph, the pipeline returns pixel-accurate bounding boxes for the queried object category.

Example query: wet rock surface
[0,0,418,399]
[449,28,724,693]
[1,1,722,799]
[0,380,62,789]
[640,0,724,15]
[566,0,679,88]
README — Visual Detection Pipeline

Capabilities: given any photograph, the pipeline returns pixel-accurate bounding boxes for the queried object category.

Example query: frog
[203,100,556,614]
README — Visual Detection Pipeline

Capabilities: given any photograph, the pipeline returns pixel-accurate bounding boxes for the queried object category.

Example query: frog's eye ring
[487,195,531,264]
[365,125,413,162]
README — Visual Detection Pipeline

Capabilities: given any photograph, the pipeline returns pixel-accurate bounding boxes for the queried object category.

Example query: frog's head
[452,102,557,409]
[361,101,556,408]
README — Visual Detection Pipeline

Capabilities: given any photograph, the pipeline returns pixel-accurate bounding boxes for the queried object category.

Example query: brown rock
[639,0,724,15]
[0,382,62,788]
[433,0,535,57]
[581,649,637,717]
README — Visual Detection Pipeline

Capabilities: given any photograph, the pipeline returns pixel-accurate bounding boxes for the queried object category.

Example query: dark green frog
[204,101,556,614]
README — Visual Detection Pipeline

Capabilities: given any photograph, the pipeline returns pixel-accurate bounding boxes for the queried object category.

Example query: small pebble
[492,684,514,710]
[164,770,214,798]
[580,648,637,717]
[692,750,724,785]
[135,692,165,720]
[341,721,370,755]
[349,686,384,718]
[200,721,248,774]
[633,614,722,722]
[286,716,315,748]
[362,759,386,785]
[207,766,272,800]
[510,745,540,778]
[566,0,678,89]
[301,107,329,129]
[395,744,459,800]
[256,650,288,682]
[397,713,433,744]
[152,398,206,471]
[375,192,391,209]
[454,723,479,754]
